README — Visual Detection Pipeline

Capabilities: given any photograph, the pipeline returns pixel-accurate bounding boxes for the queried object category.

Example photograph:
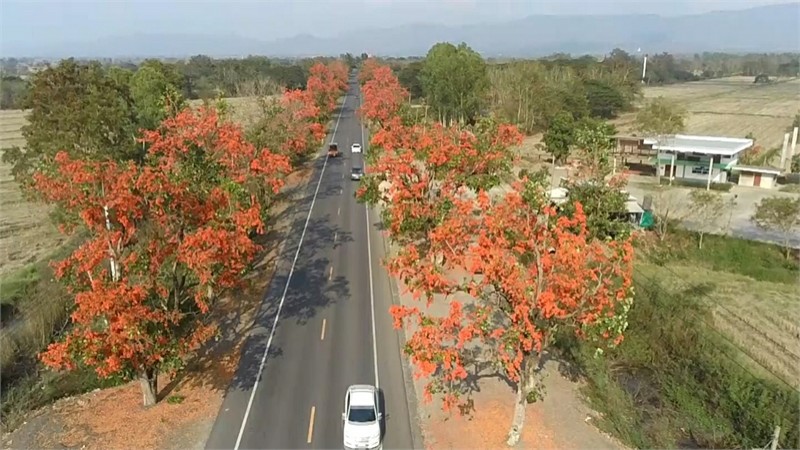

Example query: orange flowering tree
[358,58,382,85]
[357,116,523,248]
[357,60,635,446]
[34,107,292,406]
[248,60,348,166]
[306,62,348,122]
[359,66,408,128]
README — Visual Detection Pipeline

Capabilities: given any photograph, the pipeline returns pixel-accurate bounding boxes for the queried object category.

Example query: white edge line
[362,100,381,390]
[233,94,347,450]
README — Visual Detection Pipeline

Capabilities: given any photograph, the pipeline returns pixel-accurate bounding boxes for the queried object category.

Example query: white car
[342,384,382,450]
[351,143,362,153]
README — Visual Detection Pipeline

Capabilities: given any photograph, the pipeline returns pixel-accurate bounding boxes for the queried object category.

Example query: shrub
[558,276,799,449]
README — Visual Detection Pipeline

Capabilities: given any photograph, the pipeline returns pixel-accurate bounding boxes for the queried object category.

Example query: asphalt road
[205,77,421,450]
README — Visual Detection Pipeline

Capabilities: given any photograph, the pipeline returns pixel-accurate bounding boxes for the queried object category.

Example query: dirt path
[1,162,318,450]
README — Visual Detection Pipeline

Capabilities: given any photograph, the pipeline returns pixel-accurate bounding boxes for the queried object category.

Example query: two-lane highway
[205,76,420,449]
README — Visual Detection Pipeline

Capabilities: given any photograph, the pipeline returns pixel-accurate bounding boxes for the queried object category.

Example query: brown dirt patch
[393,270,627,450]
[1,155,319,450]
[420,366,627,450]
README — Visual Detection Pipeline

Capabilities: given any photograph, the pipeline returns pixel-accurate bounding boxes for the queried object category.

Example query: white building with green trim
[654,134,754,185]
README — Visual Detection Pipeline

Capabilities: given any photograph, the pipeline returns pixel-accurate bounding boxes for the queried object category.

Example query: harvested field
[0,97,270,277]
[637,262,800,389]
[0,109,63,276]
[613,76,800,152]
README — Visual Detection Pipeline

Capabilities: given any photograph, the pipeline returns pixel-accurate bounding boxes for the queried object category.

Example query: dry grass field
[613,76,800,152]
[0,109,64,277]
[637,262,800,389]
[0,97,266,277]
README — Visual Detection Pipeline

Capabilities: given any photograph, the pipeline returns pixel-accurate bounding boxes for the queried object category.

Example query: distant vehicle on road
[351,143,362,153]
[351,167,364,181]
[342,384,382,450]
[328,142,340,157]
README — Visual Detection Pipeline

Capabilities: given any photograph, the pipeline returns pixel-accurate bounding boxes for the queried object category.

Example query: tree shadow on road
[160,196,355,401]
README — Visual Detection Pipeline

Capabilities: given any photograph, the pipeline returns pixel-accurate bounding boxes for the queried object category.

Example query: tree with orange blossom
[386,178,635,446]
[357,116,522,249]
[306,62,348,122]
[358,58,382,85]
[34,107,292,406]
[359,66,409,128]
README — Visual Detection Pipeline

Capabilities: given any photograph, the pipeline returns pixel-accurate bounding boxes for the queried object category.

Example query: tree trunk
[139,368,158,407]
[698,232,704,249]
[506,354,538,447]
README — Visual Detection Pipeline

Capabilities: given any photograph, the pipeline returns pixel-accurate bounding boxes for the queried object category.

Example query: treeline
[381,49,799,133]
[1,54,362,110]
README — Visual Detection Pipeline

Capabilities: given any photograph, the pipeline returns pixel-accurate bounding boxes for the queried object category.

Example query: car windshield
[348,406,376,423]
[352,168,363,174]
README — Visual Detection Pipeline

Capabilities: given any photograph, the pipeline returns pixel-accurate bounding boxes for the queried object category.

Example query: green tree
[0,75,28,109]
[561,119,629,241]
[396,61,424,100]
[584,79,626,119]
[791,154,800,173]
[129,64,186,131]
[688,190,726,249]
[635,96,688,182]
[542,111,575,164]
[751,196,800,259]
[635,96,688,138]
[421,42,489,125]
[560,183,630,241]
[2,59,141,191]
[573,118,617,181]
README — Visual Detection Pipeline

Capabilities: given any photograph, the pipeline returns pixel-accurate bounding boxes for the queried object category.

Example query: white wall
[738,172,777,188]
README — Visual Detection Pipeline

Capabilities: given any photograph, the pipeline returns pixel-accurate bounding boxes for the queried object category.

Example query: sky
[0,0,795,50]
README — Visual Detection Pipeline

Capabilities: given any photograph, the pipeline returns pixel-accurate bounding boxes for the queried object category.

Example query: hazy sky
[1,0,794,48]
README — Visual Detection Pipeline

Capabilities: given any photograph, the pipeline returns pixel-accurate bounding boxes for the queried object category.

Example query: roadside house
[653,134,754,187]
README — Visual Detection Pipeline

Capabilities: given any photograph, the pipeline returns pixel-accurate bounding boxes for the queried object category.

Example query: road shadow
[225,214,353,392]
[160,188,355,400]
[377,387,387,441]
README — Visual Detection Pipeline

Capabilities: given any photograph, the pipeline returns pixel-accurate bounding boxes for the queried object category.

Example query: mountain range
[7,3,800,59]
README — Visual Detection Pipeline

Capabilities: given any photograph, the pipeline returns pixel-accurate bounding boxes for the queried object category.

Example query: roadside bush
[659,178,734,192]
[648,229,799,284]
[557,276,800,449]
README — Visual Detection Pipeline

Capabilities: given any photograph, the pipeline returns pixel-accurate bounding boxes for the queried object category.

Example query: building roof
[653,134,753,156]
[730,165,783,175]
[624,194,645,214]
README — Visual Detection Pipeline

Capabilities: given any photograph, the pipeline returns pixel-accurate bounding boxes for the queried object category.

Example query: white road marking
[329,265,333,280]
[307,406,316,443]
[338,207,341,216]
[334,231,338,244]
[321,319,327,340]
[233,95,348,450]
[361,102,381,390]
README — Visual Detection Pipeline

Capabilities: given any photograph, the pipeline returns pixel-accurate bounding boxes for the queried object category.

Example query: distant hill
[7,3,800,58]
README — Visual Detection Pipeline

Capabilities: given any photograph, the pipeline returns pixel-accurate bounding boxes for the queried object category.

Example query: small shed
[731,165,782,189]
